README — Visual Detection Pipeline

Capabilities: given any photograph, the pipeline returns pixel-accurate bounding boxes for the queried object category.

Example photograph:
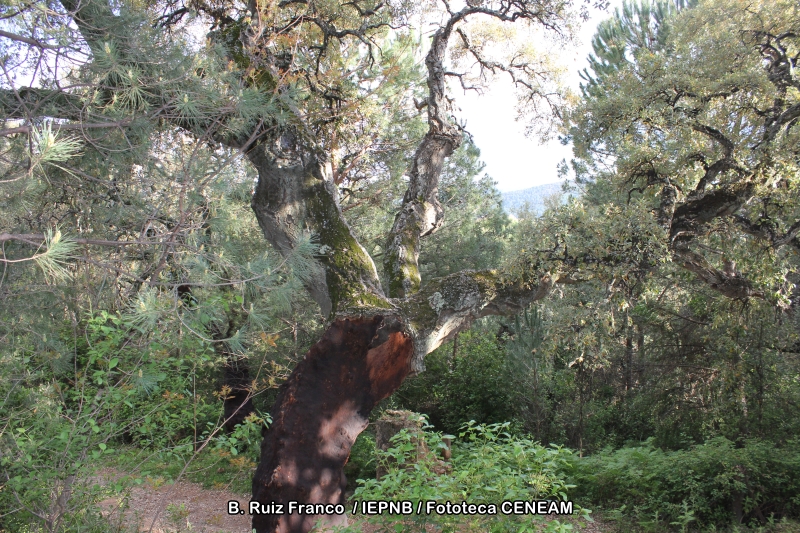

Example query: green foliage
[566,0,800,308]
[396,329,519,435]
[344,430,378,491]
[580,0,696,97]
[0,312,157,531]
[354,419,590,533]
[0,302,283,531]
[571,438,800,530]
[418,141,513,280]
[109,416,266,496]
[1,0,800,532]
[208,411,270,458]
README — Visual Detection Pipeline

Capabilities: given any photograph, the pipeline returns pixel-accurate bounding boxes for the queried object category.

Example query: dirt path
[98,471,251,533]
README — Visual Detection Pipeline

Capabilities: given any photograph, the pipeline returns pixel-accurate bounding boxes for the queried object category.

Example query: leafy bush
[396,331,521,434]
[0,310,260,531]
[344,430,377,492]
[0,312,148,532]
[570,437,800,530]
[353,419,591,532]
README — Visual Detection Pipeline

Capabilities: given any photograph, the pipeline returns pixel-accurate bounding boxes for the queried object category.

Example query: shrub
[570,437,800,530]
[344,430,377,492]
[396,331,520,434]
[353,419,591,532]
[0,310,255,531]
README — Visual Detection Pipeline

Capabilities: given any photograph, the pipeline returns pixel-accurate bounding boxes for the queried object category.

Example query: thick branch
[666,180,762,300]
[384,0,568,298]
[0,232,178,247]
[669,181,755,244]
[383,12,465,298]
[672,246,762,300]
[0,120,133,137]
[0,29,60,49]
[58,0,117,45]
[0,87,85,123]
[733,215,800,252]
[400,269,555,372]
[764,102,800,142]
[248,143,387,317]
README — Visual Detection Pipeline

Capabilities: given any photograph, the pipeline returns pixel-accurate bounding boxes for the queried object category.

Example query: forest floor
[95,469,607,533]
[97,469,251,533]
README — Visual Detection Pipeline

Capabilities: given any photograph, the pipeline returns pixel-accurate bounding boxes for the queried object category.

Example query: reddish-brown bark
[251,315,413,533]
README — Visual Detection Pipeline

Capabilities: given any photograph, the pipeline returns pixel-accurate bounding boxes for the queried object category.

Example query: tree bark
[222,354,255,432]
[252,315,412,533]
[249,267,555,532]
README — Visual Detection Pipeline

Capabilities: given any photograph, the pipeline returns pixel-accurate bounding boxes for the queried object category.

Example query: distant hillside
[501,182,565,215]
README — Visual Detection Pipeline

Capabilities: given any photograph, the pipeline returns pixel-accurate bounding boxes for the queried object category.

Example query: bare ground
[97,471,251,533]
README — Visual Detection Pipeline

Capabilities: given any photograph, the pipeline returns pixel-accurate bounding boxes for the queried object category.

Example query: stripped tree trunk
[252,316,412,532]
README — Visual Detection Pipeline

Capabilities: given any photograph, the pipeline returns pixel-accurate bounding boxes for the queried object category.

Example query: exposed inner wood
[251,316,412,533]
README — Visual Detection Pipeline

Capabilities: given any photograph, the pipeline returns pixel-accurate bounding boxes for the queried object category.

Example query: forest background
[1,0,800,531]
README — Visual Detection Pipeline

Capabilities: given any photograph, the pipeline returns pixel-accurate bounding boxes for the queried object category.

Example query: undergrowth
[570,438,800,532]
[342,419,592,533]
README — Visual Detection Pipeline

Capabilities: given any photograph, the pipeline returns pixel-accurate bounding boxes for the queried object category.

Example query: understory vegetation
[2,0,800,531]
[351,420,589,533]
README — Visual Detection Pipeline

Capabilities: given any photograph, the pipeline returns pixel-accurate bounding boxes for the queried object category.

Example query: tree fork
[252,315,413,533]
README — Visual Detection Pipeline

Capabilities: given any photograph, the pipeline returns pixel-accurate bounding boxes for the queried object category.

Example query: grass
[98,443,255,494]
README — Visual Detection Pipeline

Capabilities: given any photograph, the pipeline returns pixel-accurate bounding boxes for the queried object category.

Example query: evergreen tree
[580,0,696,96]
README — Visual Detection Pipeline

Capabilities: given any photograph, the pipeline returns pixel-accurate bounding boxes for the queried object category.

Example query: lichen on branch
[400,268,555,373]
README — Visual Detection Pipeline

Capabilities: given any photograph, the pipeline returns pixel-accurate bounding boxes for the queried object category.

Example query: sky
[455,1,624,192]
